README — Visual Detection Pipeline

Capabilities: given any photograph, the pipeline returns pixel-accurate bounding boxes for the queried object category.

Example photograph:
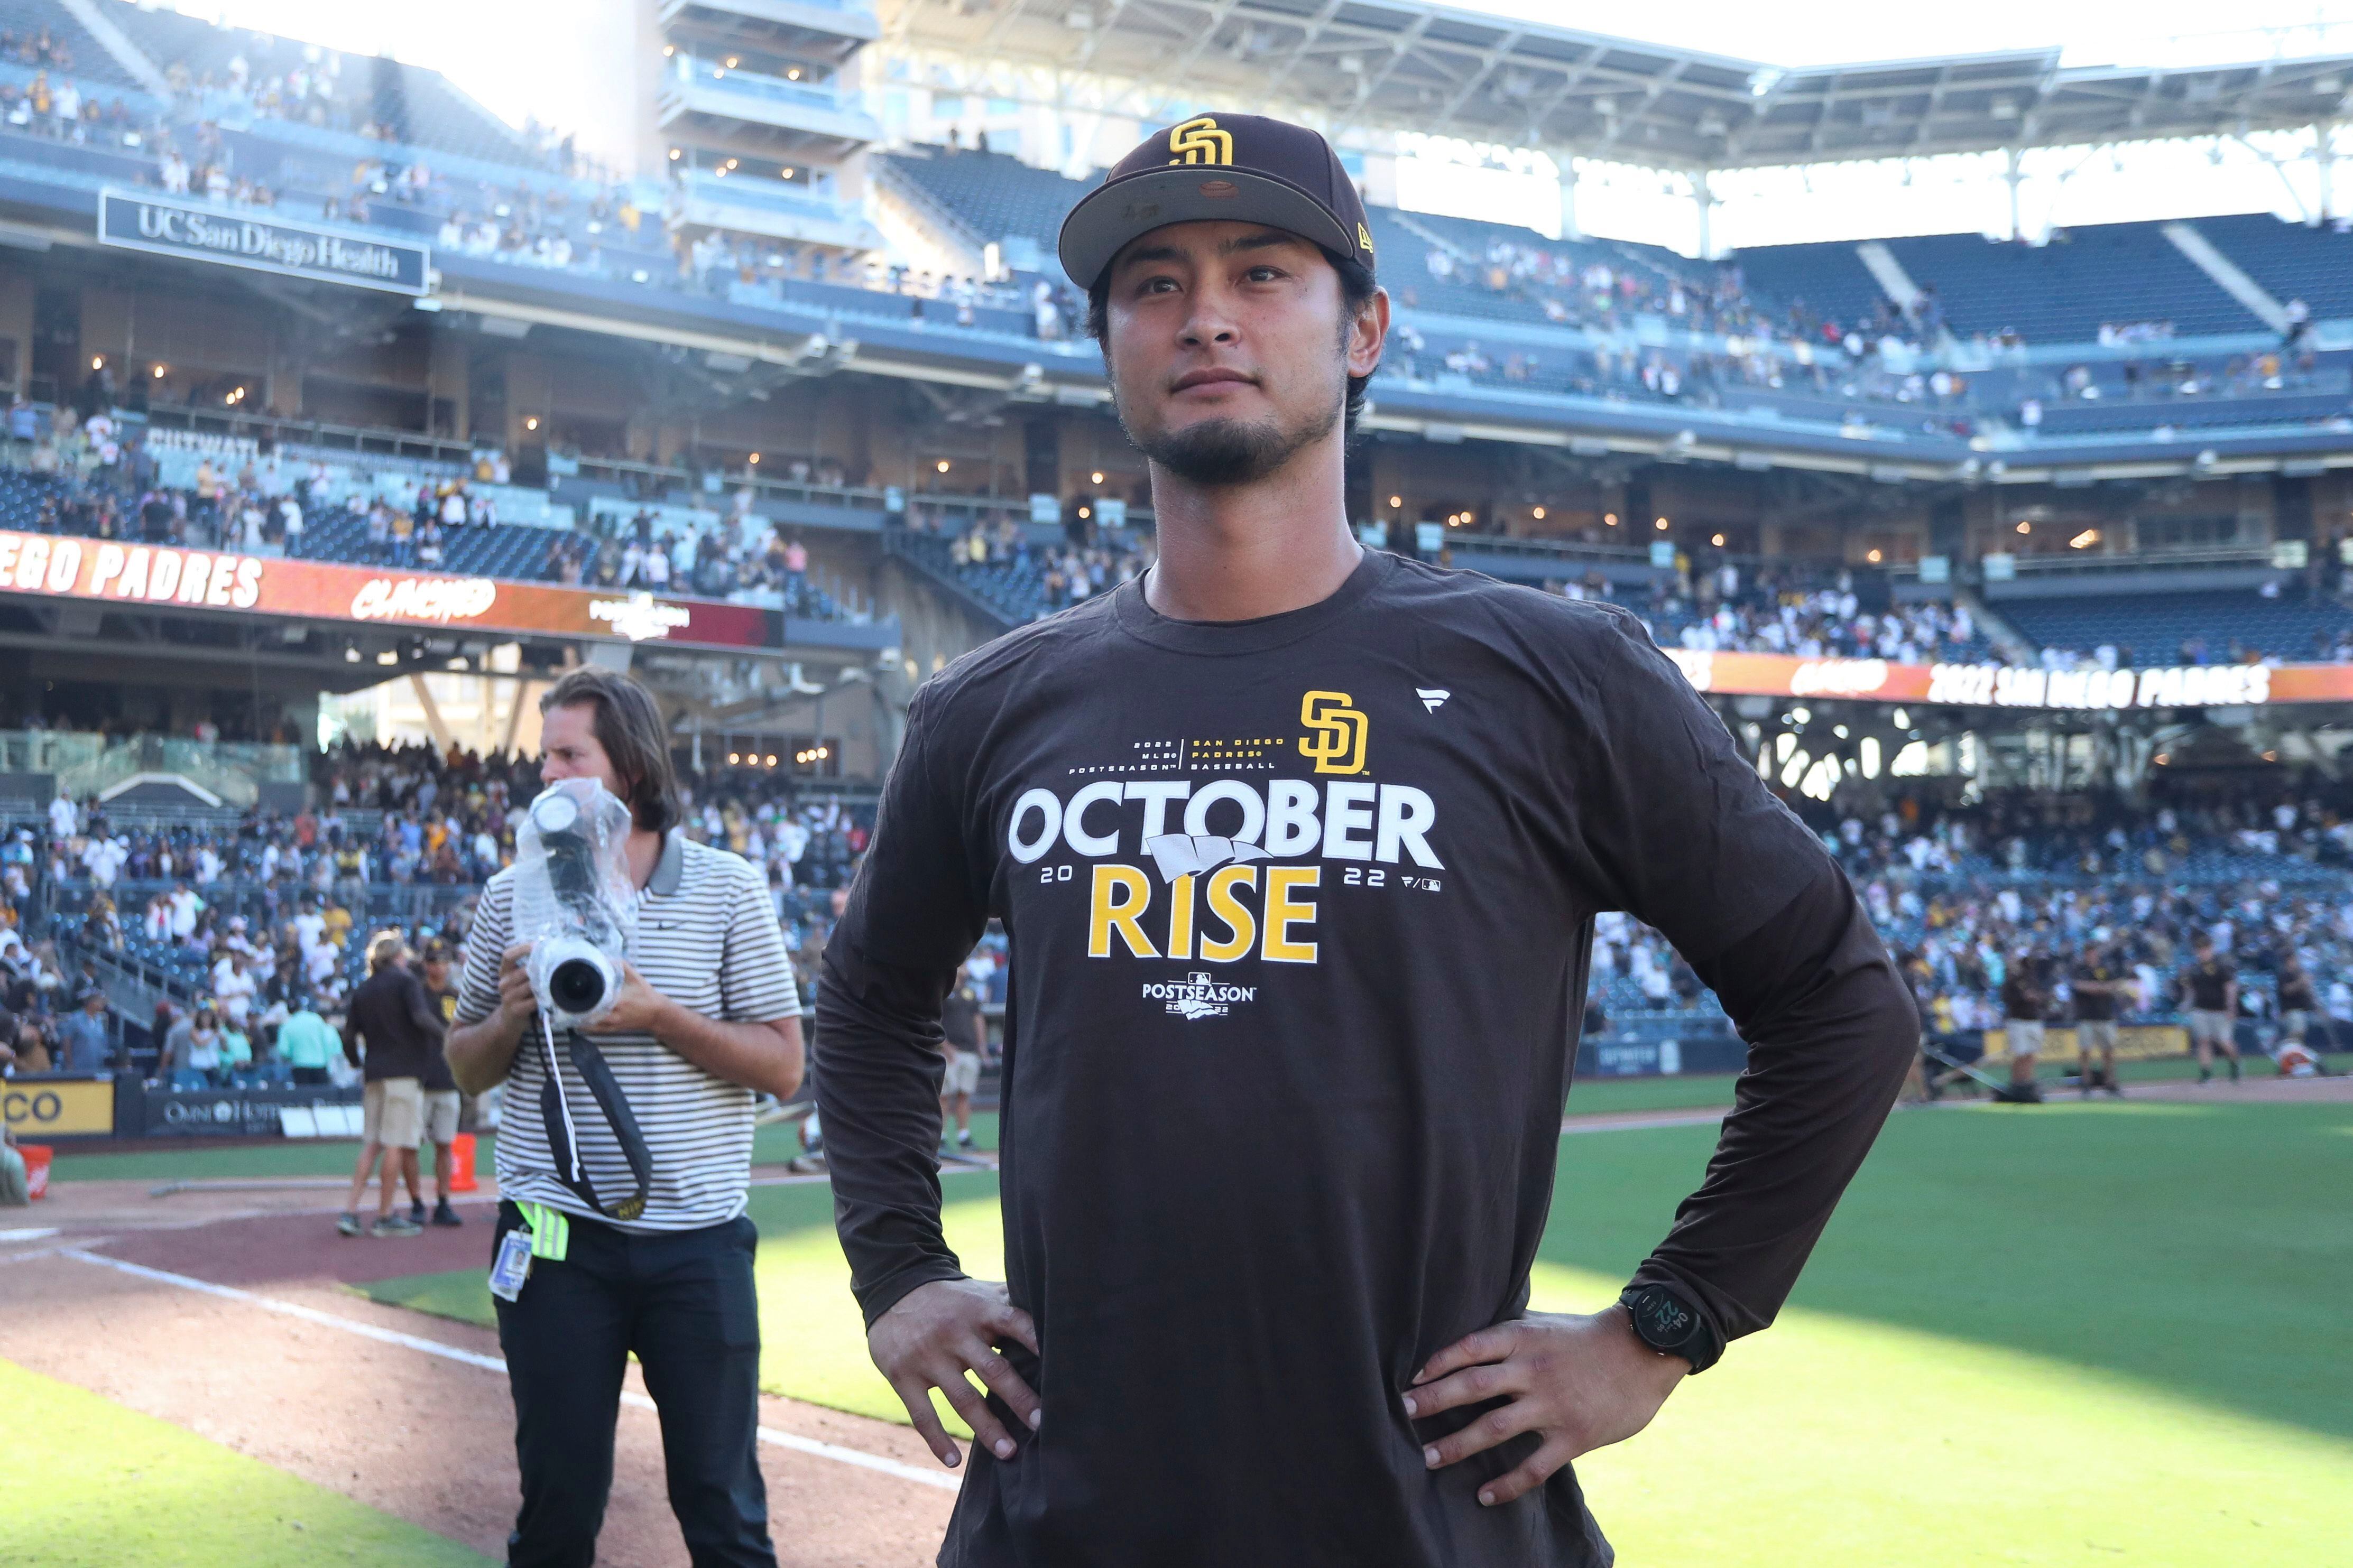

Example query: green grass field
[0,1359,492,1566]
[354,1093,2353,1566]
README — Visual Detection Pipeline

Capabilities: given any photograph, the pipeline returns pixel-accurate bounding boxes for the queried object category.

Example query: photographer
[446,667,803,1568]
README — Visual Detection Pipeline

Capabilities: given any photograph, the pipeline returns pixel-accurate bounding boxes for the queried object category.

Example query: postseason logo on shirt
[1004,691,1446,1018]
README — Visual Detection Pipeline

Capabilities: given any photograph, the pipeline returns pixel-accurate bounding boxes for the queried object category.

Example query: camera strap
[537,1015,654,1223]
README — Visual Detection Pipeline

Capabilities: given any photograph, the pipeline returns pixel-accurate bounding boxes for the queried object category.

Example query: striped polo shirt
[456,829,799,1232]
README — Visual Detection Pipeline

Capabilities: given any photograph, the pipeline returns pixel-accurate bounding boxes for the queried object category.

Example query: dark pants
[291,1065,329,1086]
[492,1201,775,1568]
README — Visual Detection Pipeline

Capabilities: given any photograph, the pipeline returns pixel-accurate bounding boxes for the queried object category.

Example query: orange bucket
[19,1144,52,1201]
[446,1132,478,1193]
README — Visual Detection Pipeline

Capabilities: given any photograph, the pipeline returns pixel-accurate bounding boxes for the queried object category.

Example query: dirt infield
[0,1189,957,1566]
[2126,1071,2353,1102]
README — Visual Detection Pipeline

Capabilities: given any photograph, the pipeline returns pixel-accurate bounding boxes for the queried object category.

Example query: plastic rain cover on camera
[513,778,637,1026]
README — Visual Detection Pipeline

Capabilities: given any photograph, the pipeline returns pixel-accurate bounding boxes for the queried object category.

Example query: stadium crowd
[1584,782,2351,1097]
[1628,564,1986,662]
[933,515,1152,620]
[0,410,868,618]
[0,739,876,1082]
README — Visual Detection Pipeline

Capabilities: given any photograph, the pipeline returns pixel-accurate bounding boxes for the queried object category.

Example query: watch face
[1635,1288,1694,1348]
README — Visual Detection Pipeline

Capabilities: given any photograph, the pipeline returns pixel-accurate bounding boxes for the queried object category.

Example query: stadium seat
[1996,588,2353,664]
[0,0,145,94]
[1876,222,2267,344]
[2185,214,2353,324]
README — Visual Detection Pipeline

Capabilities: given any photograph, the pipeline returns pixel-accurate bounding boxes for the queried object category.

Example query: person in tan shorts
[414,936,466,1227]
[337,932,444,1238]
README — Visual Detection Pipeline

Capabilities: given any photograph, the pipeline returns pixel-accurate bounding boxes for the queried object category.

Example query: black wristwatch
[1620,1283,1720,1373]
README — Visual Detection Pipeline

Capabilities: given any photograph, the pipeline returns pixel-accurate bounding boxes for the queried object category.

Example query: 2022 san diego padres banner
[1661,648,2341,710]
[0,527,774,650]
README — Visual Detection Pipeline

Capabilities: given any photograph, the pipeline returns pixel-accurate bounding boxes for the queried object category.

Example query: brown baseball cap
[1058,113,1376,291]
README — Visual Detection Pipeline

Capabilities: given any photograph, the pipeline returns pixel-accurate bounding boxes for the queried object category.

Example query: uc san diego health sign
[97,189,429,295]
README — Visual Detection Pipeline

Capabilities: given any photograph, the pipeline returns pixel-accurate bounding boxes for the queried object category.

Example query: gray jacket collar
[648,829,685,897]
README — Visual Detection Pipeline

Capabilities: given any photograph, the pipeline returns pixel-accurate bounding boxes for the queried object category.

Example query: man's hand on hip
[1404,1306,1686,1506]
[868,1277,1041,1469]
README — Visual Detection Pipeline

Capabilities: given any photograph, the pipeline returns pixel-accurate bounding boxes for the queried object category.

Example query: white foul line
[56,1247,962,1493]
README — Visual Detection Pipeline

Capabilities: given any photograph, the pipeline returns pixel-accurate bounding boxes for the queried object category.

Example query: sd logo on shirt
[1297,691,1368,775]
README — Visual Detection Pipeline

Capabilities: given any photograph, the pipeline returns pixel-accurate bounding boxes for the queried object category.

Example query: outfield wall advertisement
[2,1075,115,1137]
[1663,650,2320,709]
[0,528,777,650]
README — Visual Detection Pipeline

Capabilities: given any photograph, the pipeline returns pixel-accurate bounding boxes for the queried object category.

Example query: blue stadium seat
[106,3,542,168]
[1876,222,2266,343]
[1997,589,2353,663]
[1728,240,1894,335]
[880,146,1091,256]
[0,0,145,93]
[2188,214,2353,323]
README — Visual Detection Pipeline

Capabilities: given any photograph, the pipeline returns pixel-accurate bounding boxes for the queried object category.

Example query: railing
[0,731,106,776]
[6,732,304,809]
[676,168,853,222]
[671,56,852,114]
[142,404,478,468]
[2003,545,2277,577]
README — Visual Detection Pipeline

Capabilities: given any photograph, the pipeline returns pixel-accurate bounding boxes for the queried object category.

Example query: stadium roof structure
[882,0,2353,172]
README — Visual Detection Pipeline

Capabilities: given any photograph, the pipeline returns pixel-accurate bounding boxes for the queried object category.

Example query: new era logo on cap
[1058,112,1377,290]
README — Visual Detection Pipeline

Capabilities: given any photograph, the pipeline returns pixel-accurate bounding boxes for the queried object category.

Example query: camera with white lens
[513,780,637,1030]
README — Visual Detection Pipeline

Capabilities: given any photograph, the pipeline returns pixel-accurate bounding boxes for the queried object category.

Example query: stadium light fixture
[1091,471,1104,484]
[1079,507,1091,519]
[726,56,740,67]
[729,752,740,764]
[765,754,779,767]
[525,416,539,431]
[749,452,760,464]
[1655,517,1669,530]
[1388,495,1401,508]
[1866,548,1881,562]
[1604,513,1619,526]
[669,148,681,160]
[1714,533,1728,547]
[151,364,166,378]
[936,459,951,472]
[2016,521,2031,533]
[1532,506,1546,519]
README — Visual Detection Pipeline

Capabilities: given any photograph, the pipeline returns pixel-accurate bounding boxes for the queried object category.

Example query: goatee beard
[1122,398,1340,488]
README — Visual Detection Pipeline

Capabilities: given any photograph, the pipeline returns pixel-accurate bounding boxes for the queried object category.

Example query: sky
[185,0,2353,253]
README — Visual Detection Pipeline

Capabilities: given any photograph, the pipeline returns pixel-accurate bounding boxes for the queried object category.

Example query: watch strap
[1620,1282,1724,1374]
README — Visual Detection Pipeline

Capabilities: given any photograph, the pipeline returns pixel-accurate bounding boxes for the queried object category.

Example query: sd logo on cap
[1059,112,1376,291]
